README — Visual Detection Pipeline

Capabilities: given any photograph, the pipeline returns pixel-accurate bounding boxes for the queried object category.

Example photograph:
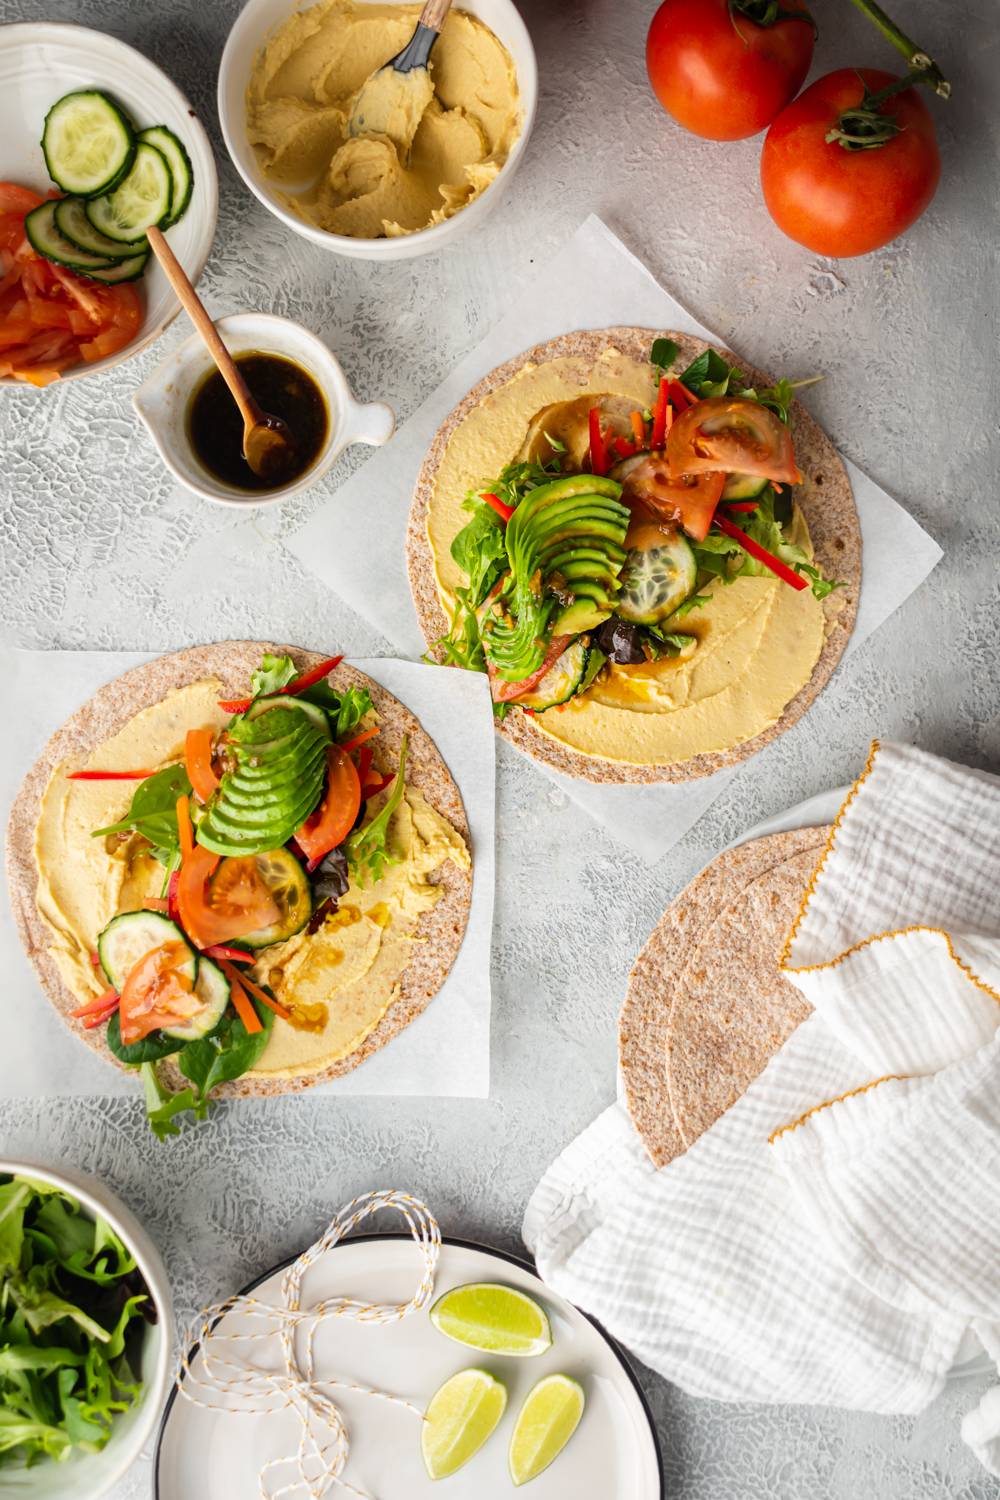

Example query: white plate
[155,1236,663,1500]
[0,21,218,383]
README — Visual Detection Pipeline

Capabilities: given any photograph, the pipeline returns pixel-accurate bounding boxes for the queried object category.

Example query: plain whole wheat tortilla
[5,642,472,1097]
[619,827,829,1167]
[407,327,861,785]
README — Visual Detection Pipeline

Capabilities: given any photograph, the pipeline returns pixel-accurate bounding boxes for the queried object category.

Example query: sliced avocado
[553,599,614,634]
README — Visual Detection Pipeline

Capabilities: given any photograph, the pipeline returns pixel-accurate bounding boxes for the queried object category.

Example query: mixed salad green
[0,1174,150,1468]
[68,653,406,1139]
[431,338,841,716]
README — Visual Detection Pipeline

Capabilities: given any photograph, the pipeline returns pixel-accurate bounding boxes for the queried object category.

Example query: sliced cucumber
[517,639,591,712]
[234,848,313,948]
[98,911,197,992]
[162,956,230,1042]
[85,142,173,243]
[617,530,698,625]
[42,90,135,198]
[80,252,149,284]
[55,195,145,259]
[721,472,768,501]
[139,125,193,227]
[24,201,116,272]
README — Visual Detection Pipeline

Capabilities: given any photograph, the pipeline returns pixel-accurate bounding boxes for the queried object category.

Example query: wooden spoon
[347,0,453,147]
[147,227,295,483]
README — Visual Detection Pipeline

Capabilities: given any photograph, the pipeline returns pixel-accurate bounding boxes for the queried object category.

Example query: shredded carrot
[630,410,646,446]
[143,898,170,913]
[228,973,263,1035]
[340,725,380,753]
[218,960,292,1021]
[176,795,194,861]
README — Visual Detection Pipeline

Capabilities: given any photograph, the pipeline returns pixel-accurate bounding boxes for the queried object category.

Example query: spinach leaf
[91,763,192,856]
[679,347,745,398]
[140,1063,199,1141]
[650,337,679,381]
[177,1000,274,1115]
[106,1010,184,1066]
[346,736,408,887]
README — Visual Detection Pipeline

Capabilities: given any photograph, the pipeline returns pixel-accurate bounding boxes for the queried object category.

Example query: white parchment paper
[0,650,494,1100]
[286,215,943,861]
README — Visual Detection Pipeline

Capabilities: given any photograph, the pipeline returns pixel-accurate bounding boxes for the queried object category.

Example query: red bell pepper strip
[71,987,119,1019]
[722,500,760,513]
[167,870,180,923]
[668,380,694,413]
[588,408,609,476]
[612,436,638,460]
[651,377,669,448]
[713,514,809,591]
[339,725,380,753]
[67,769,155,781]
[204,944,256,964]
[219,654,344,713]
[82,999,120,1029]
[482,491,514,523]
[363,772,394,797]
[630,410,646,447]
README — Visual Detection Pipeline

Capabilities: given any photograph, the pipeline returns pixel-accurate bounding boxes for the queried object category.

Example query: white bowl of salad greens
[0,1161,173,1497]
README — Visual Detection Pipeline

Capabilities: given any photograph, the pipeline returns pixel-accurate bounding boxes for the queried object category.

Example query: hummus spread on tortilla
[33,678,469,1077]
[246,0,521,239]
[425,347,827,767]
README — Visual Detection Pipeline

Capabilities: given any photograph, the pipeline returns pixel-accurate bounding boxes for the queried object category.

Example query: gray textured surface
[1,0,998,1495]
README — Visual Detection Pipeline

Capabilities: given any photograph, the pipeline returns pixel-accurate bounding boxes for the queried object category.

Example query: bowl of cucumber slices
[0,22,217,384]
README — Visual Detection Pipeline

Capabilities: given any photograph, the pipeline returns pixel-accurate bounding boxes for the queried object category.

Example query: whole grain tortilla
[5,642,472,1097]
[619,827,829,1166]
[407,327,861,784]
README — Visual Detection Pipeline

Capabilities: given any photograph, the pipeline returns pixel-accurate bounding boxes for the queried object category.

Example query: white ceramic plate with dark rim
[0,21,218,384]
[156,1235,663,1500]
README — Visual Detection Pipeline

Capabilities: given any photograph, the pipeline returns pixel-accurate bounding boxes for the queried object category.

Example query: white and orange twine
[175,1189,442,1500]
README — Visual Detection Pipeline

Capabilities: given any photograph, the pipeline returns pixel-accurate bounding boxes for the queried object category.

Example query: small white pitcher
[132,312,395,506]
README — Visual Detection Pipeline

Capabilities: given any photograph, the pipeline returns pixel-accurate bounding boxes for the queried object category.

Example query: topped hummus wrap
[408,328,861,784]
[6,643,471,1137]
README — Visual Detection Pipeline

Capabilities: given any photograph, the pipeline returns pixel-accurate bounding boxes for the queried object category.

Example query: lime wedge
[430,1283,552,1357]
[421,1368,507,1480]
[509,1373,585,1486]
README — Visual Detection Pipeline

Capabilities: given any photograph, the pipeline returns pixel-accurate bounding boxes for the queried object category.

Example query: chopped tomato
[119,942,202,1045]
[0,185,144,386]
[185,728,220,804]
[666,396,802,485]
[295,745,361,865]
[491,634,573,704]
[621,456,725,544]
[177,846,280,950]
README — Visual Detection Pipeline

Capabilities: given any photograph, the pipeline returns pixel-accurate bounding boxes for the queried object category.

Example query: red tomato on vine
[760,67,942,256]
[646,0,815,141]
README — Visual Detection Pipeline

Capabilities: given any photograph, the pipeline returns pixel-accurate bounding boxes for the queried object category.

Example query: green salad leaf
[91,763,192,860]
[346,736,408,886]
[138,997,275,1138]
[250,652,298,699]
[679,347,744,398]
[651,337,679,382]
[0,1174,148,1470]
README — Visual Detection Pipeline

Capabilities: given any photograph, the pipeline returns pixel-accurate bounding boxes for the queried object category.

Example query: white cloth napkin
[285,216,942,862]
[0,650,495,1100]
[523,742,1000,1473]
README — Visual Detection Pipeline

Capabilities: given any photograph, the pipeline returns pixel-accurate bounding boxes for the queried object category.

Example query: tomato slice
[295,745,361,865]
[177,845,281,949]
[666,396,802,485]
[0,184,44,216]
[184,728,220,804]
[622,456,725,544]
[119,942,202,1045]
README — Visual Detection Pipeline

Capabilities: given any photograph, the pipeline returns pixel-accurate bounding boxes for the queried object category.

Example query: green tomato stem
[843,0,950,98]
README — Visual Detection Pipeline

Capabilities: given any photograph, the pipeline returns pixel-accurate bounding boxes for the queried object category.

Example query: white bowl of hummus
[218,0,536,259]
